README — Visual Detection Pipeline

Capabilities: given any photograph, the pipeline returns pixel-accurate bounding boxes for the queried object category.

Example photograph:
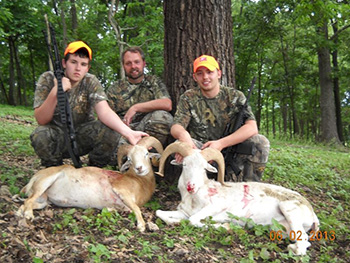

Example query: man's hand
[126,130,149,145]
[123,105,137,126]
[54,77,72,92]
[201,140,224,151]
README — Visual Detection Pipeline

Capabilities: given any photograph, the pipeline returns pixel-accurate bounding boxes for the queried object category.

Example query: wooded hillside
[0,0,349,145]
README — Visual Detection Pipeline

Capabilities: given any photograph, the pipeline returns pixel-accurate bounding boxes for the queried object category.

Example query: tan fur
[17,137,163,232]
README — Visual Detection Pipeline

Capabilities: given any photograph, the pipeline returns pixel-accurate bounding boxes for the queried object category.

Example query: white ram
[155,141,319,255]
[16,136,163,232]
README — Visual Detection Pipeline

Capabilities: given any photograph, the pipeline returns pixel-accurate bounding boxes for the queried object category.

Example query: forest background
[0,0,349,146]
[0,1,350,262]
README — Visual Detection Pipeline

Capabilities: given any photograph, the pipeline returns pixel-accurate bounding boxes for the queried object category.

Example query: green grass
[1,104,349,262]
[0,104,35,156]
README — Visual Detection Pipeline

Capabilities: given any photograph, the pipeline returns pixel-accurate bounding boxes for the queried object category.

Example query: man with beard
[107,46,173,147]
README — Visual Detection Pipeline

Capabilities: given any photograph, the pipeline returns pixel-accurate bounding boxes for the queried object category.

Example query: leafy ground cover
[0,104,349,263]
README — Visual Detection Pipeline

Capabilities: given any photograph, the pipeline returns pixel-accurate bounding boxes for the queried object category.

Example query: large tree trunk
[163,0,235,111]
[317,23,340,144]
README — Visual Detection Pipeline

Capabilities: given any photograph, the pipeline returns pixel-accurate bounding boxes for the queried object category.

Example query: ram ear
[149,153,161,167]
[205,163,218,173]
[170,160,182,166]
[120,160,131,172]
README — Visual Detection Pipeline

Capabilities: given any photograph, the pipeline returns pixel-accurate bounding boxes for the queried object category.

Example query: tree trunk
[14,42,27,106]
[70,0,78,33]
[0,74,9,104]
[317,23,340,144]
[8,36,16,106]
[108,0,125,79]
[163,0,235,111]
[331,22,344,143]
[60,0,67,47]
[279,33,299,136]
[29,46,36,93]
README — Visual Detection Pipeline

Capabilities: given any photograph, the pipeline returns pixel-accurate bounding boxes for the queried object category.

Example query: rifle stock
[43,20,82,168]
[221,77,256,179]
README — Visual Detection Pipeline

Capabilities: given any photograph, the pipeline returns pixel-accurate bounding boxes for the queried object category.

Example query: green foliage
[232,0,350,144]
[88,243,113,262]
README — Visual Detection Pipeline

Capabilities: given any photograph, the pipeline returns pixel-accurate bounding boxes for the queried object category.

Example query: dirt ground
[0,117,349,262]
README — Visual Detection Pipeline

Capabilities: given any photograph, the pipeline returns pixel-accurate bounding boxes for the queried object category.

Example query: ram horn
[200,148,227,186]
[136,136,164,154]
[117,144,133,168]
[156,141,194,177]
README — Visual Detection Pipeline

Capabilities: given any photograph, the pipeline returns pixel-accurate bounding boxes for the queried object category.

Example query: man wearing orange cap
[30,41,147,167]
[171,55,270,181]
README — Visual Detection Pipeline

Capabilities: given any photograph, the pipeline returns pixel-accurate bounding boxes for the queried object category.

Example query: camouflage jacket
[173,85,256,142]
[106,75,170,122]
[33,71,107,126]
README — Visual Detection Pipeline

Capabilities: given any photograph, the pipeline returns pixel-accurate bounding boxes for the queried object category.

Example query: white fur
[156,151,319,255]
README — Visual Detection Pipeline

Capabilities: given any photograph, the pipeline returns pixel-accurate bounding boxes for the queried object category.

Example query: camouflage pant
[120,110,173,146]
[193,134,270,182]
[30,120,121,167]
[107,110,173,167]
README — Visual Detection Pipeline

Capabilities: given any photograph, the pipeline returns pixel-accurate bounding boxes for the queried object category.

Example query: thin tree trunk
[0,74,10,104]
[108,0,125,79]
[8,36,16,106]
[14,42,27,105]
[331,22,344,143]
[29,46,36,93]
[60,0,67,47]
[70,0,78,33]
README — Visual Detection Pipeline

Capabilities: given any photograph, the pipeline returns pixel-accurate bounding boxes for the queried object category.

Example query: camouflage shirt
[173,85,256,142]
[106,75,170,122]
[33,71,107,126]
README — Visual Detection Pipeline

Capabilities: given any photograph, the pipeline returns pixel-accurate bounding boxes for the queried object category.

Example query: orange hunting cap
[64,41,92,60]
[193,55,220,72]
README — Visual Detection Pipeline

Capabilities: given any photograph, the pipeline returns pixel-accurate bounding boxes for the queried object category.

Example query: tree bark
[331,22,344,143]
[163,0,235,111]
[108,0,125,79]
[70,0,78,33]
[14,42,27,106]
[60,0,67,47]
[0,74,9,104]
[8,36,16,106]
[317,23,340,144]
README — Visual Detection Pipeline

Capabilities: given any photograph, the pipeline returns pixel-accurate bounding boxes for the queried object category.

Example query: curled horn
[136,136,164,154]
[117,136,164,168]
[156,141,194,177]
[200,148,227,186]
[117,144,133,168]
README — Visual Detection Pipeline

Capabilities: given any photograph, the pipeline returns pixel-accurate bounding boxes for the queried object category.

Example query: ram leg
[279,202,311,255]
[156,210,188,224]
[114,189,146,232]
[17,168,65,220]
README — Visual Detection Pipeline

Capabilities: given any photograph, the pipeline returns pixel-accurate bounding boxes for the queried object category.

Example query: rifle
[221,77,256,180]
[43,21,82,168]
